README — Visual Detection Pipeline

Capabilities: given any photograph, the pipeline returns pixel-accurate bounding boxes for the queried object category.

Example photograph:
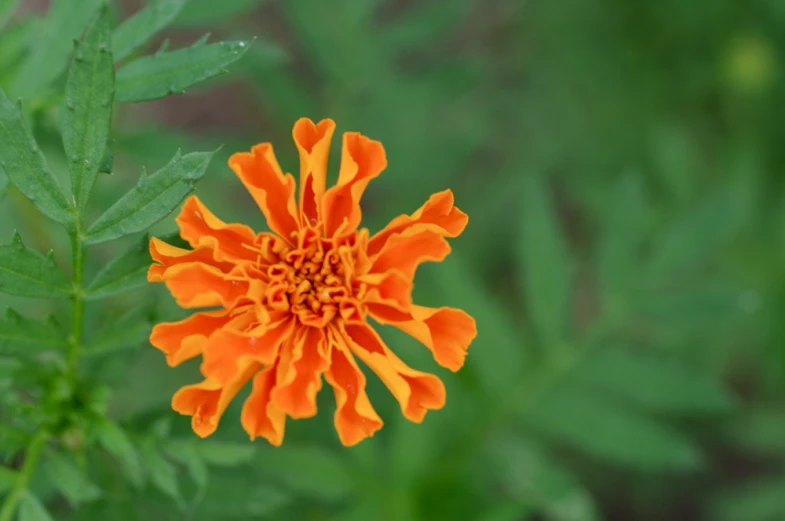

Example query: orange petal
[369,227,451,280]
[324,327,383,446]
[368,190,468,257]
[172,360,260,438]
[150,309,234,367]
[241,358,287,446]
[202,314,295,384]
[161,263,250,309]
[341,322,445,423]
[322,132,387,237]
[148,237,233,282]
[176,196,258,263]
[367,303,477,371]
[272,325,330,419]
[228,144,300,242]
[357,270,412,310]
[293,118,336,225]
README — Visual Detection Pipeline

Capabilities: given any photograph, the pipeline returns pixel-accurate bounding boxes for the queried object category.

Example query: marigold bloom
[148,118,477,446]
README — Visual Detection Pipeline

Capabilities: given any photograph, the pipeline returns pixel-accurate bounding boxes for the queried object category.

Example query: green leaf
[63,6,114,211]
[115,37,253,103]
[522,386,703,471]
[0,231,71,298]
[474,503,534,521]
[11,0,104,98]
[725,408,785,456]
[0,17,36,87]
[0,168,8,202]
[163,440,208,491]
[44,453,102,507]
[518,174,574,348]
[710,477,785,521]
[195,474,290,519]
[0,0,20,29]
[195,441,256,466]
[84,149,215,244]
[18,491,54,521]
[257,445,352,501]
[84,307,153,357]
[96,420,144,488]
[380,0,470,53]
[141,444,182,504]
[489,435,600,521]
[573,348,735,415]
[86,236,151,300]
[0,466,18,494]
[0,87,71,225]
[0,308,67,356]
[112,0,186,61]
[174,0,264,27]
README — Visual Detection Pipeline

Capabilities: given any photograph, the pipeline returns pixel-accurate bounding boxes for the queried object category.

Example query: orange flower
[148,118,477,446]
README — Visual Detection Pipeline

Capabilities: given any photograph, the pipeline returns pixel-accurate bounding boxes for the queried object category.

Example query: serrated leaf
[141,444,182,504]
[115,37,253,103]
[18,491,54,521]
[112,0,186,61]
[195,441,256,466]
[522,386,703,471]
[489,435,600,521]
[0,88,71,225]
[163,440,208,491]
[44,453,102,507]
[63,6,114,211]
[573,348,735,415]
[84,307,153,357]
[258,445,352,501]
[11,0,104,98]
[0,232,71,298]
[84,149,215,244]
[174,0,264,27]
[96,420,144,488]
[0,309,67,356]
[518,174,574,348]
[97,140,114,174]
[710,477,785,521]
[0,0,19,29]
[86,236,151,300]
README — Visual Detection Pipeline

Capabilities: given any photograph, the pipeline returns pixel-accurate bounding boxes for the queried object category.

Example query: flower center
[260,228,367,327]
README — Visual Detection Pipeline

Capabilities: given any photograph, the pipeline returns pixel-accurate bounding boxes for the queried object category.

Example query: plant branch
[0,431,48,521]
[67,226,86,376]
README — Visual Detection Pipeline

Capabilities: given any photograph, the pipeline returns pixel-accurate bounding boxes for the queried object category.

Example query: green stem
[67,228,86,375]
[0,431,48,521]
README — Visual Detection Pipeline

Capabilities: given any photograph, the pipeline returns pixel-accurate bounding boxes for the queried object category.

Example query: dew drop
[238,41,246,47]
[70,155,78,162]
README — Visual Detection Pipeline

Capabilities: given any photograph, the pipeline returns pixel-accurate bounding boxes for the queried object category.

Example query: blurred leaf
[195,441,256,466]
[84,307,153,357]
[84,149,215,244]
[257,445,352,501]
[573,348,735,415]
[96,420,144,488]
[0,87,71,225]
[174,0,264,27]
[115,37,253,103]
[523,386,703,471]
[86,235,150,300]
[163,440,208,491]
[112,0,186,61]
[380,0,469,52]
[141,444,182,505]
[0,466,17,493]
[0,17,36,84]
[0,357,21,378]
[724,407,785,456]
[490,435,600,521]
[710,477,785,521]
[44,452,102,507]
[0,308,67,356]
[18,491,54,521]
[0,231,71,298]
[474,502,533,521]
[0,169,7,201]
[0,0,19,30]
[194,473,290,520]
[11,0,104,98]
[62,6,114,211]
[518,174,574,348]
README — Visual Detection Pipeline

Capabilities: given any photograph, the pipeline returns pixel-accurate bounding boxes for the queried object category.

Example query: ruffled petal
[357,270,412,310]
[367,303,477,371]
[150,309,234,367]
[228,144,300,242]
[324,327,383,446]
[148,237,233,282]
[201,313,294,384]
[159,263,250,309]
[368,190,468,257]
[176,196,258,263]
[293,118,336,225]
[341,322,445,423]
[272,325,330,419]
[368,227,451,280]
[322,133,387,237]
[172,360,260,438]
[241,356,287,446]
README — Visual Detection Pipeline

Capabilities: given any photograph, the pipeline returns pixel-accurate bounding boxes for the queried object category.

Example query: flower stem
[67,228,86,376]
[0,431,48,521]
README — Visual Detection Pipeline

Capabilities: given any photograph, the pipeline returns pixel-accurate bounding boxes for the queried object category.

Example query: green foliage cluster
[0,0,783,520]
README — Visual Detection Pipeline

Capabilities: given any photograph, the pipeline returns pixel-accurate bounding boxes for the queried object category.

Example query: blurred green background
[2,0,785,520]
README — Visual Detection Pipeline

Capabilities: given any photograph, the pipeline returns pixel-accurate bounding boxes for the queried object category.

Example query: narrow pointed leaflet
[0,231,72,298]
[112,0,187,61]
